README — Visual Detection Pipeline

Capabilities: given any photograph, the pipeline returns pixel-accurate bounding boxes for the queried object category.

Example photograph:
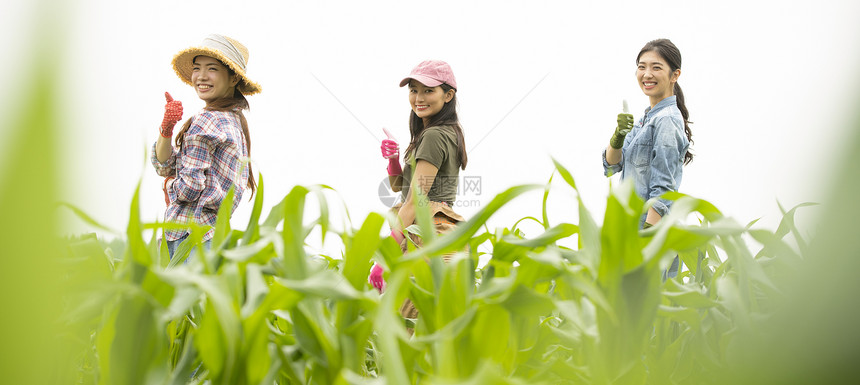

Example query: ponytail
[674,83,694,165]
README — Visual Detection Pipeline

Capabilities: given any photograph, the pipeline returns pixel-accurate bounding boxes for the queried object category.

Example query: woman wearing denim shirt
[602,39,693,279]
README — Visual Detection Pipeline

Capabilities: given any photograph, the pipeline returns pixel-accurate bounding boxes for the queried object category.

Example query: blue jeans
[639,218,681,281]
[662,255,680,281]
[167,234,212,260]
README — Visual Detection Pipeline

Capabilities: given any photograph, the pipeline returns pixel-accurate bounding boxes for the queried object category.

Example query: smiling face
[408,80,455,126]
[636,50,681,107]
[191,56,239,105]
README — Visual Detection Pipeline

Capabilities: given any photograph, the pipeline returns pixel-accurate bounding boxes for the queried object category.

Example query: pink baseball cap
[399,60,457,90]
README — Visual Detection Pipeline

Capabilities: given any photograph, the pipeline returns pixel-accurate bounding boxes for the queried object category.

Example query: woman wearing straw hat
[602,38,693,279]
[152,34,261,258]
[368,60,468,326]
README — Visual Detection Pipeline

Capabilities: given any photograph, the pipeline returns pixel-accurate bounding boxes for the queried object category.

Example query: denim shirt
[602,96,689,218]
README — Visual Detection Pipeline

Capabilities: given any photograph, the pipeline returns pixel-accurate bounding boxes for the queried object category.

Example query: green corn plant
[56,154,829,384]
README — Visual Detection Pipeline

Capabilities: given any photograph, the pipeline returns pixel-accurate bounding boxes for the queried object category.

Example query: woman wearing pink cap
[369,60,468,316]
[152,34,261,258]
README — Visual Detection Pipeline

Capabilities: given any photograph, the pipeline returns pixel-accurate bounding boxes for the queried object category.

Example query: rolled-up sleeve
[648,117,685,217]
[150,141,177,177]
[602,149,622,177]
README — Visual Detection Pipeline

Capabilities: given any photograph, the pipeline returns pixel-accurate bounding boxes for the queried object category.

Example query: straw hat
[171,34,261,95]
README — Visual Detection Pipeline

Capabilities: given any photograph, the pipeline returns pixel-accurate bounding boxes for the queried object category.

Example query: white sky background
[3,0,860,252]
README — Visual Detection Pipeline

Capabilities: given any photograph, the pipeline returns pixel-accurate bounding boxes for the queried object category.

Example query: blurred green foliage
[0,11,64,383]
[49,158,837,384]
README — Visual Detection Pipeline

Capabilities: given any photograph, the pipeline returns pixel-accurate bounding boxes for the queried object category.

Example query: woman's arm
[605,145,622,165]
[603,113,634,176]
[394,160,438,233]
[151,139,177,177]
[645,207,662,226]
[388,174,403,192]
[156,134,173,163]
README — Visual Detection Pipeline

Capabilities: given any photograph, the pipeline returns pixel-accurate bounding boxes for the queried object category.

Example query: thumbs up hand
[160,92,183,138]
[381,128,402,176]
[380,127,400,159]
[610,100,633,149]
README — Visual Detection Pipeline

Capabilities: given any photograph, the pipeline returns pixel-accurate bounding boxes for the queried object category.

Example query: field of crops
[43,160,839,384]
[23,148,854,385]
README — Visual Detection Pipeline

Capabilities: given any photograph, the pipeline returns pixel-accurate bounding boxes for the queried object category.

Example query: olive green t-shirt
[401,125,461,205]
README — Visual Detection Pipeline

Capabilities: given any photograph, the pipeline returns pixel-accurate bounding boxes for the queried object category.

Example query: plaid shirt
[151,110,249,241]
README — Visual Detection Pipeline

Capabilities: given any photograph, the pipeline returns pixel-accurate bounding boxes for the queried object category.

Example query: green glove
[610,113,634,149]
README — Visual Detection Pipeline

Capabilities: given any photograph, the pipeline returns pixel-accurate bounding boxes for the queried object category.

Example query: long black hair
[403,83,468,170]
[637,39,694,165]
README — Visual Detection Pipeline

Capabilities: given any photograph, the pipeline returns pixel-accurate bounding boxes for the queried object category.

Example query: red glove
[368,263,385,293]
[381,128,402,176]
[162,176,174,205]
[161,92,183,138]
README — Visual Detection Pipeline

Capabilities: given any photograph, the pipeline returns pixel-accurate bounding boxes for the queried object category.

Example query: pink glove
[161,92,183,138]
[368,229,406,293]
[381,128,402,176]
[368,263,385,293]
[390,229,405,244]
